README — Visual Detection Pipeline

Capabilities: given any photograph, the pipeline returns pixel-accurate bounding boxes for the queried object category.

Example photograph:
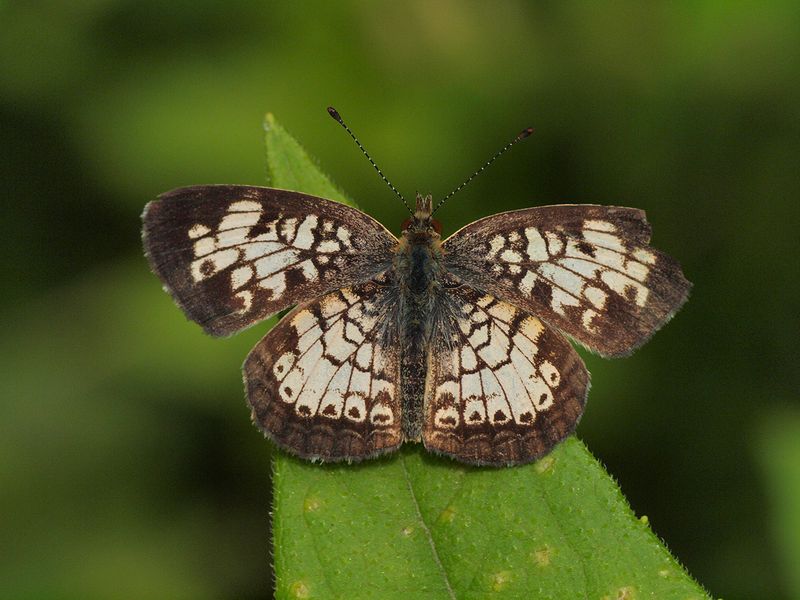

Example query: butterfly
[141,109,691,466]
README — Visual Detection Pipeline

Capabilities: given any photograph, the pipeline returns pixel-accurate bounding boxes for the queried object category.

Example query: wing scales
[423,287,589,466]
[443,204,691,356]
[142,185,397,336]
[244,281,402,461]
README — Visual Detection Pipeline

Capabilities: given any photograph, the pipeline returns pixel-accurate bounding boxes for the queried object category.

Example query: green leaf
[264,114,710,600]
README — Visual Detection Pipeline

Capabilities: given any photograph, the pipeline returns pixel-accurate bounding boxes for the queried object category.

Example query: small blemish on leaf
[639,515,649,525]
[401,525,414,537]
[535,455,555,474]
[289,580,311,598]
[303,496,322,512]
[439,505,456,523]
[491,570,512,591]
[658,568,670,578]
[532,545,551,566]
[616,586,636,599]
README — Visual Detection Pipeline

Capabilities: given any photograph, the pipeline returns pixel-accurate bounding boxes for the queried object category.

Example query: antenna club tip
[517,127,535,140]
[327,106,343,122]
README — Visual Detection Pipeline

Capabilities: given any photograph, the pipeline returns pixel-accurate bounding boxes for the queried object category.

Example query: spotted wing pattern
[423,287,588,466]
[142,185,396,336]
[244,280,402,461]
[443,205,691,357]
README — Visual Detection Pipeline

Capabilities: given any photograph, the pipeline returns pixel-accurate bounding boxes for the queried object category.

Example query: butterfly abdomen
[396,229,443,441]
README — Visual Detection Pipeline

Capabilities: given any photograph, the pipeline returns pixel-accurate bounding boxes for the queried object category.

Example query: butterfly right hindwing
[423,287,589,466]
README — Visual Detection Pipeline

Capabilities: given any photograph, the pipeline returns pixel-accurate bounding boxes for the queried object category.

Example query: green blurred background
[2,1,799,598]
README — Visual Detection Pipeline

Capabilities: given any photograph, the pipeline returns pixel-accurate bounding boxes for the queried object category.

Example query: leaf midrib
[401,455,456,599]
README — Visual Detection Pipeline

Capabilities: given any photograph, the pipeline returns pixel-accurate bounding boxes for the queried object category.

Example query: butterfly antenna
[432,126,534,215]
[327,106,412,215]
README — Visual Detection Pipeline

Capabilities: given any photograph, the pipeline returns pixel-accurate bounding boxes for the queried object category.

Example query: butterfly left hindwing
[244,280,403,461]
[423,287,589,466]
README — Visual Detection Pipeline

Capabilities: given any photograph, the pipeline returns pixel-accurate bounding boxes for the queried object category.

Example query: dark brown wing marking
[244,281,402,462]
[142,185,396,336]
[423,287,589,466]
[443,205,691,356]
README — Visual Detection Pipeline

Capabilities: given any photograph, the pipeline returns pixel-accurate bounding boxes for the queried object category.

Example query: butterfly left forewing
[142,185,396,336]
[423,287,589,466]
[443,204,691,357]
[244,280,402,461]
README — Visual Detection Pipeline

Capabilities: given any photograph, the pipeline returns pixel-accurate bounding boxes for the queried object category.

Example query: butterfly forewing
[244,281,403,461]
[442,205,691,357]
[423,288,589,466]
[142,185,397,336]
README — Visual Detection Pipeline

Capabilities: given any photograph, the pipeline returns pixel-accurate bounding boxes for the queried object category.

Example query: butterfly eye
[431,219,442,234]
[401,217,413,231]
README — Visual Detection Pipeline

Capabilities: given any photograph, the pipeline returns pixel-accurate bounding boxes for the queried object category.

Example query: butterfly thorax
[394,194,445,440]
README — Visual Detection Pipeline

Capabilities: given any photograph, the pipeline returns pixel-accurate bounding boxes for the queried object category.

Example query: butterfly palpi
[142,108,691,466]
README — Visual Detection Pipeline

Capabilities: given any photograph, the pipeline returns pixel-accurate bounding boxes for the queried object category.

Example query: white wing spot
[487,235,505,258]
[193,236,217,257]
[633,248,657,265]
[584,285,608,309]
[539,360,560,387]
[317,240,341,253]
[584,219,616,232]
[355,343,373,369]
[294,215,319,250]
[320,295,347,318]
[273,352,296,381]
[188,224,210,239]
[545,232,564,256]
[258,272,287,299]
[370,403,394,425]
[435,407,459,429]
[291,309,318,335]
[583,230,625,252]
[519,270,537,295]
[231,265,254,289]
[344,393,366,422]
[297,259,318,281]
[229,200,262,212]
[190,248,239,281]
[582,309,599,332]
[280,217,298,244]
[525,227,548,261]
[235,290,253,313]
[460,346,478,371]
[219,211,260,231]
[500,249,522,263]
[255,249,300,278]
[336,227,352,248]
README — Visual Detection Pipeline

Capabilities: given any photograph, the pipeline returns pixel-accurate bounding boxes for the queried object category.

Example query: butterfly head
[401,193,442,236]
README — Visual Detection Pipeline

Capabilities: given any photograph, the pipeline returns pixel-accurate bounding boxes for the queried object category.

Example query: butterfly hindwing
[423,287,589,466]
[442,205,691,357]
[142,185,397,336]
[244,281,403,461]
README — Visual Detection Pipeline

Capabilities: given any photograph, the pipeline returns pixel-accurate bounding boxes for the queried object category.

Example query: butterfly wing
[422,287,589,466]
[442,205,691,357]
[244,280,402,461]
[142,185,397,336]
